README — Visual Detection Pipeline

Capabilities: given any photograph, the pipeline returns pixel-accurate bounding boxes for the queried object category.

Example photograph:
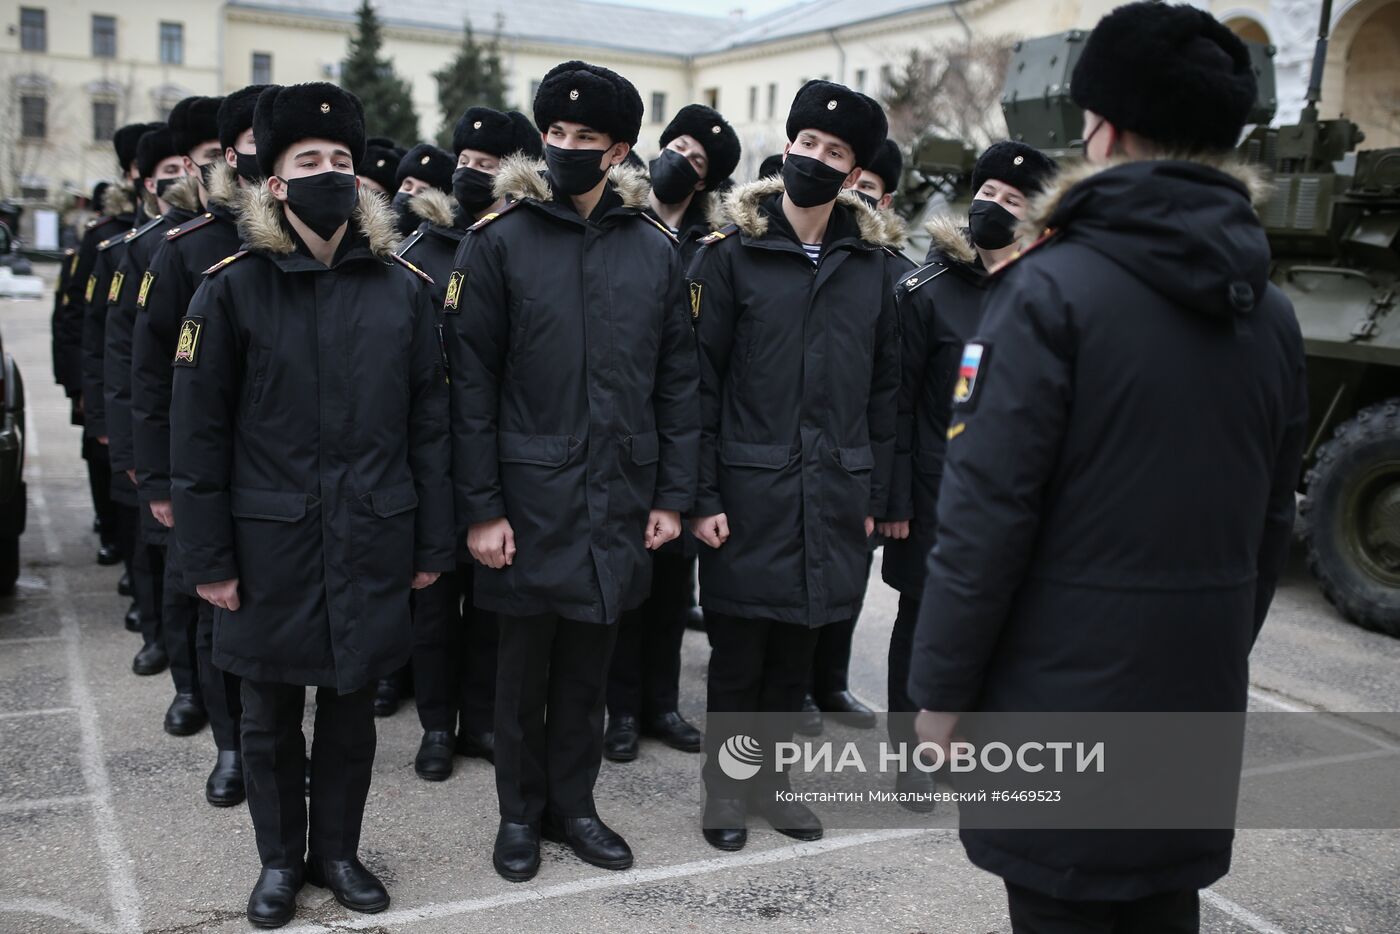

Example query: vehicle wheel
[1300,399,1400,636]
[0,532,17,597]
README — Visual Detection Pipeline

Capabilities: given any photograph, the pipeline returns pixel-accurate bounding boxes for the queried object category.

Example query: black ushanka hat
[533,60,643,146]
[361,136,403,191]
[972,141,1057,197]
[218,84,272,152]
[866,138,903,194]
[113,122,157,172]
[396,143,455,194]
[507,111,544,159]
[453,107,517,158]
[169,96,224,156]
[136,126,181,180]
[660,104,741,189]
[253,82,366,179]
[785,79,887,168]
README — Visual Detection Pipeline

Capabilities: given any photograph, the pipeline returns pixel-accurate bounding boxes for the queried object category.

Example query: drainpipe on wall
[950,0,973,41]
[827,29,846,84]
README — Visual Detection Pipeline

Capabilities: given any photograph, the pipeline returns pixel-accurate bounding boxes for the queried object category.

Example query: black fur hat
[1071,1,1256,152]
[533,60,643,146]
[169,96,224,156]
[972,141,1057,197]
[396,143,455,194]
[507,111,544,159]
[136,127,181,180]
[218,85,271,152]
[660,104,741,189]
[867,138,903,194]
[113,122,156,172]
[360,137,402,192]
[91,181,110,206]
[785,80,887,168]
[453,107,517,159]
[253,82,366,178]
[758,153,784,179]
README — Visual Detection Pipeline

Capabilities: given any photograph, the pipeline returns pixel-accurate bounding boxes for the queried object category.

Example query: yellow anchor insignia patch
[444,270,464,313]
[173,317,203,367]
[136,271,156,309]
[689,281,703,321]
[107,270,125,304]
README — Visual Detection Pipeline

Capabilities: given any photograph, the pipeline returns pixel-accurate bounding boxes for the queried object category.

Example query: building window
[748,85,757,121]
[251,51,272,83]
[650,91,666,125]
[160,22,183,65]
[879,64,893,97]
[766,82,777,119]
[20,7,46,52]
[92,14,116,58]
[703,87,718,109]
[92,100,116,142]
[21,95,47,139]
[854,68,867,92]
[529,80,541,110]
[20,183,48,201]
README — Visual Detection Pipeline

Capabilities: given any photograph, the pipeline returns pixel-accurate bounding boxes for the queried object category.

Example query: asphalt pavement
[1,270,1397,933]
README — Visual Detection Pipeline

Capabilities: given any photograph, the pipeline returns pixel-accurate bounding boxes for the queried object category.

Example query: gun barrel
[1305,0,1333,107]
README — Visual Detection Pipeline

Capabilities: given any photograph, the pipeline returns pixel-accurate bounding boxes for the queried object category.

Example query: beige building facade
[1,0,1396,222]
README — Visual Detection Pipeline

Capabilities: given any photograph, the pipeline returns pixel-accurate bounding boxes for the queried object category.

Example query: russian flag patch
[953,342,986,407]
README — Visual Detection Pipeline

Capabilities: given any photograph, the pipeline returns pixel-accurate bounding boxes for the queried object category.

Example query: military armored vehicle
[1000,1,1400,636]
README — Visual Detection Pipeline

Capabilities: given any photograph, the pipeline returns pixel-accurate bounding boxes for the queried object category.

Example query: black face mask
[855,190,879,210]
[197,161,218,189]
[648,149,701,205]
[391,191,419,236]
[968,198,1019,250]
[154,177,183,201]
[279,170,359,241]
[234,151,263,183]
[545,145,610,197]
[453,166,497,215]
[781,154,849,208]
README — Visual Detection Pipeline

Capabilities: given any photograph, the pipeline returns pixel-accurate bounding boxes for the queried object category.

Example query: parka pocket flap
[370,481,419,518]
[837,445,875,472]
[629,431,659,466]
[499,432,570,467]
[720,441,793,469]
[230,489,308,522]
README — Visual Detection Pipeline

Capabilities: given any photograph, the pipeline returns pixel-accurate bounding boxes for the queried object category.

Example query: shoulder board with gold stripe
[390,253,435,286]
[638,213,679,244]
[166,212,216,241]
[990,227,1059,276]
[202,250,249,276]
[125,215,166,243]
[96,233,126,252]
[85,217,100,230]
[467,199,525,232]
[899,261,950,295]
[698,223,739,246]
[395,229,425,257]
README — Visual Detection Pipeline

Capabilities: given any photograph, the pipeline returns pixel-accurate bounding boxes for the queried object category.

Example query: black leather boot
[206,749,246,807]
[643,711,703,752]
[795,694,823,736]
[98,545,122,567]
[603,715,639,762]
[493,819,541,882]
[455,729,495,764]
[247,865,303,928]
[895,768,937,813]
[163,693,208,736]
[542,815,633,870]
[116,569,132,593]
[414,730,455,781]
[372,678,398,717]
[701,796,748,851]
[305,856,389,913]
[131,642,168,676]
[758,797,823,841]
[123,602,139,632]
[815,689,877,729]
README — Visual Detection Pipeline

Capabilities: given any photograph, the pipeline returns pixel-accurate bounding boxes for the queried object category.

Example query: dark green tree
[433,14,508,148]
[340,0,420,143]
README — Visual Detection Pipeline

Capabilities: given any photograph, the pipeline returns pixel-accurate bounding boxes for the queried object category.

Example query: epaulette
[396,229,425,256]
[467,199,525,232]
[390,253,435,286]
[698,223,739,246]
[166,212,216,241]
[202,250,249,276]
[124,215,166,243]
[85,217,100,230]
[899,261,950,295]
[96,232,127,252]
[990,227,1060,276]
[638,213,679,244]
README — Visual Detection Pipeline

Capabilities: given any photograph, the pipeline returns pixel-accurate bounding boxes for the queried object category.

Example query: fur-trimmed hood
[717,176,903,249]
[102,181,137,218]
[205,160,247,212]
[161,174,202,214]
[1014,154,1275,318]
[410,187,461,229]
[923,214,976,266]
[238,181,400,259]
[492,154,650,211]
[1016,153,1269,243]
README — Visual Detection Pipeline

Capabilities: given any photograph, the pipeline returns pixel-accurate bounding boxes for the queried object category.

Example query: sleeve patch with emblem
[689,281,703,321]
[173,317,203,367]
[137,270,156,309]
[952,342,989,409]
[107,270,125,304]
[85,275,97,303]
[444,270,464,313]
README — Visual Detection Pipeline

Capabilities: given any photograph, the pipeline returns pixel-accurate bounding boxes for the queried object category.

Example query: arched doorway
[1329,0,1400,149]
[1224,16,1270,45]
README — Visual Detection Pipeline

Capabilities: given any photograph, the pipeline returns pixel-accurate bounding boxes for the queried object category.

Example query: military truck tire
[1301,399,1400,637]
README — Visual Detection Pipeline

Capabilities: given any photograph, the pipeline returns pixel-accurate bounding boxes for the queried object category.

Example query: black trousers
[1005,882,1200,934]
[159,545,200,696]
[809,550,873,696]
[115,503,162,647]
[607,551,691,721]
[702,613,821,800]
[411,565,497,735]
[240,679,376,869]
[196,600,242,751]
[495,613,618,823]
[887,592,920,751]
[82,437,118,548]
